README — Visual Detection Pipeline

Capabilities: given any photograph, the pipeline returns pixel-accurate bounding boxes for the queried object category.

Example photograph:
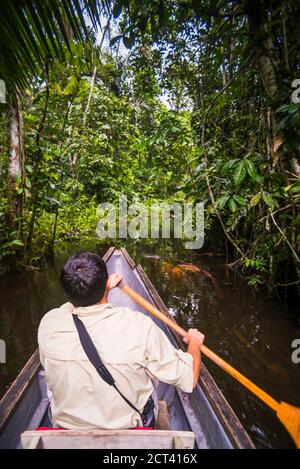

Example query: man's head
[60,252,108,307]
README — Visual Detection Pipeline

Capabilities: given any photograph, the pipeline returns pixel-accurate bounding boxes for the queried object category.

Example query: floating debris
[177,263,224,298]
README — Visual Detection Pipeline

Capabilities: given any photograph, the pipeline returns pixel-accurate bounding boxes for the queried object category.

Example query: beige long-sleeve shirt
[38,302,194,430]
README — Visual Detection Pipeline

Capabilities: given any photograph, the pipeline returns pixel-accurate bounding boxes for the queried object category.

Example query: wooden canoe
[0,247,255,449]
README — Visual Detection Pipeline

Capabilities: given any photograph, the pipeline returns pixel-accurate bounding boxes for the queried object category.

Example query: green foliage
[243,257,267,288]
[0,199,24,269]
[233,160,247,185]
[0,1,105,89]
[1,0,300,300]
[1,43,199,267]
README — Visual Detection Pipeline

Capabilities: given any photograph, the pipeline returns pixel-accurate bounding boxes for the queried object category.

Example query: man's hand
[183,329,204,388]
[107,273,123,290]
[183,328,205,349]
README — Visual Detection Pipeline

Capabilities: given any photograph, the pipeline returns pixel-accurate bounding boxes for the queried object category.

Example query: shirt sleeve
[144,322,194,393]
[37,319,46,368]
[38,347,45,368]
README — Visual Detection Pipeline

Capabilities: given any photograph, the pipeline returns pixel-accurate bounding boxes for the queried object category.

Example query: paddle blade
[277,402,300,448]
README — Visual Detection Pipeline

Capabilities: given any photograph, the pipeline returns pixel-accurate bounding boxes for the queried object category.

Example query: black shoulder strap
[72,314,144,423]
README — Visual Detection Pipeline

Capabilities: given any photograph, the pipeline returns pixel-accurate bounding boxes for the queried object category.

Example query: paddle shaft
[121,284,279,413]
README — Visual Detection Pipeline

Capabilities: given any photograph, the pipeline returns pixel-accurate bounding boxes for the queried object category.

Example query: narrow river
[0,239,299,448]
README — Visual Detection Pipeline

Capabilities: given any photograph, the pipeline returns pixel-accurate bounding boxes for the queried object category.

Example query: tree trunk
[7,87,23,229]
[247,1,282,169]
[247,0,280,108]
[26,62,50,252]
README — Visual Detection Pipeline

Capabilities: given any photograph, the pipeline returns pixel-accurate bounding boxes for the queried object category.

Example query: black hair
[60,251,108,307]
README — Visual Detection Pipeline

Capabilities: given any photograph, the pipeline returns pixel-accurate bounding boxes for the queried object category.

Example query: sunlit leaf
[250,192,261,207]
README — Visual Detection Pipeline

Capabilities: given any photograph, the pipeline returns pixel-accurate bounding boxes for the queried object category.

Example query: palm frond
[0,0,108,90]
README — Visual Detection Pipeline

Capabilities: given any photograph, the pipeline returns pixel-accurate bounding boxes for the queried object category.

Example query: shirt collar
[71,302,117,318]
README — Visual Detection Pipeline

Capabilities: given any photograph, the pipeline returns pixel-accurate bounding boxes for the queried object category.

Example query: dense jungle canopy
[0,1,300,312]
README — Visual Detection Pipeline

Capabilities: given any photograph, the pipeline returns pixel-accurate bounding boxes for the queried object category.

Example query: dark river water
[0,239,299,448]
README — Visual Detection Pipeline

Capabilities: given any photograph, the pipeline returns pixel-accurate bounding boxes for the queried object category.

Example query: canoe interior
[0,247,254,449]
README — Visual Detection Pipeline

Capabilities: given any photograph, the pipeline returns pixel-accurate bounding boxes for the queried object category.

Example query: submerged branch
[270,212,300,266]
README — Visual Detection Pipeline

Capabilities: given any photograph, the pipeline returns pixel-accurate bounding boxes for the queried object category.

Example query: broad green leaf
[228,197,237,212]
[215,195,230,209]
[64,75,78,95]
[275,115,290,132]
[25,164,33,174]
[220,159,239,175]
[276,104,290,113]
[48,172,59,181]
[9,239,24,247]
[276,104,299,114]
[247,276,264,286]
[262,192,276,210]
[288,182,300,194]
[233,160,247,185]
[233,194,246,206]
[254,174,264,184]
[44,196,62,207]
[245,159,258,181]
[53,83,62,95]
[250,192,261,207]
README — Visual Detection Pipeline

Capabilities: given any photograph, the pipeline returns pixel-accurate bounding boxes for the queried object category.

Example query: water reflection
[0,238,299,448]
[137,245,300,449]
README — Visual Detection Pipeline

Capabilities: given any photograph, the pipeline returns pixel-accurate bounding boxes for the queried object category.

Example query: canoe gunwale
[102,246,116,263]
[0,350,40,435]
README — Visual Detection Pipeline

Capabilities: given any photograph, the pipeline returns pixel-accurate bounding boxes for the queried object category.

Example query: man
[38,251,205,430]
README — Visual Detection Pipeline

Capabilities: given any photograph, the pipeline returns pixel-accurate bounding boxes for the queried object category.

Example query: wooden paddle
[120,283,300,448]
